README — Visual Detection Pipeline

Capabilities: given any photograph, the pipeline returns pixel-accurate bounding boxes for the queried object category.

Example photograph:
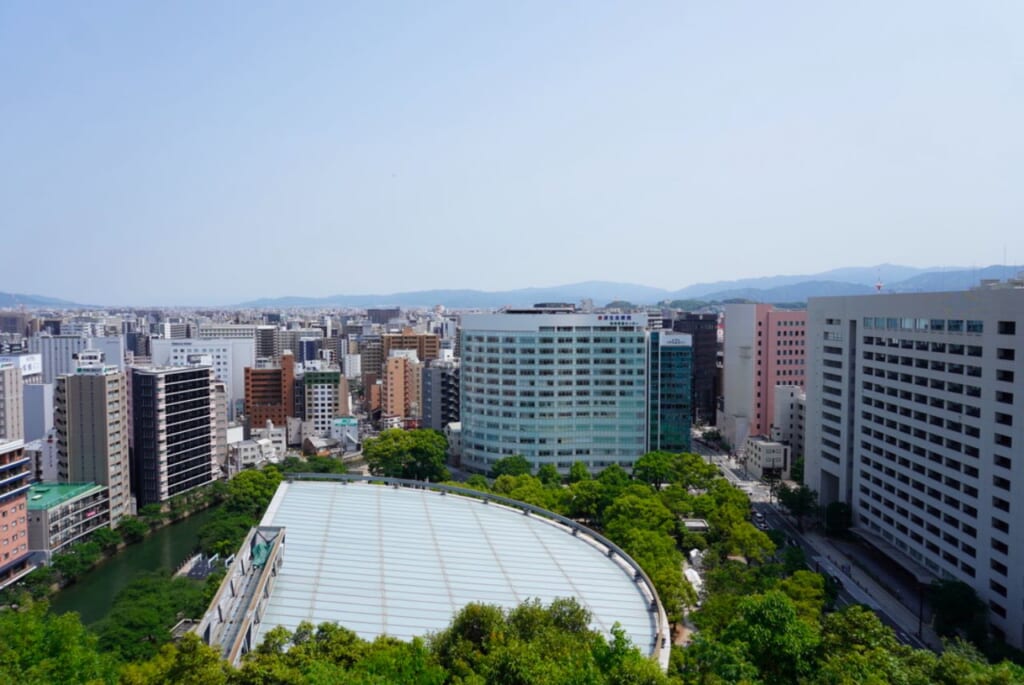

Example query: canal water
[49,506,219,626]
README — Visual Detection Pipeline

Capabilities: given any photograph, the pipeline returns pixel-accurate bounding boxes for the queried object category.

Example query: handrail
[283,472,670,667]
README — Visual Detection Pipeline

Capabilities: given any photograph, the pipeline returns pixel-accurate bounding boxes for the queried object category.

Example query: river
[49,506,219,626]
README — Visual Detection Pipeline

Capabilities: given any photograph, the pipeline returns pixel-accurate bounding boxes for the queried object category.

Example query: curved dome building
[198,477,668,670]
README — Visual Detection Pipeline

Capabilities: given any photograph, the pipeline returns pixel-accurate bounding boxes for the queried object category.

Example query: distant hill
[239,281,672,309]
[238,265,1023,308]
[11,263,1022,309]
[0,291,85,308]
[700,280,877,303]
[885,265,1024,293]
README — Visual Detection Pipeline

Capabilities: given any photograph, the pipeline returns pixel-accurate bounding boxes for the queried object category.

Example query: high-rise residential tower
[422,359,460,431]
[55,352,132,523]
[131,365,218,507]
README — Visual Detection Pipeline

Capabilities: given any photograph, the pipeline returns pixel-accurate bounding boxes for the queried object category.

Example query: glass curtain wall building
[647,332,693,453]
[460,307,647,473]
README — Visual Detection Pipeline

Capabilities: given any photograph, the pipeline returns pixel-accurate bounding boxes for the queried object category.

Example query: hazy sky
[2,2,1022,305]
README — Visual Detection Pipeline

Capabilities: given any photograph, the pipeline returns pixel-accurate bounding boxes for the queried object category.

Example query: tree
[536,462,561,486]
[491,454,532,478]
[779,570,827,624]
[930,579,988,646]
[777,483,818,531]
[0,599,120,684]
[820,604,898,655]
[225,468,283,517]
[568,461,591,483]
[632,451,678,490]
[602,494,675,542]
[363,429,449,482]
[790,455,805,483]
[463,474,490,491]
[725,521,776,563]
[140,503,165,529]
[120,633,230,685]
[118,516,149,543]
[52,550,90,582]
[721,590,820,684]
[95,571,208,662]
[824,501,852,537]
[567,479,604,523]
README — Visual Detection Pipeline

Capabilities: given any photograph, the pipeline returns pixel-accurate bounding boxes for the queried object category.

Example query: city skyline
[3,2,1023,305]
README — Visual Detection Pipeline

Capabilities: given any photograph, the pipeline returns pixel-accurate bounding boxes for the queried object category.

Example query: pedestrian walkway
[802,528,942,650]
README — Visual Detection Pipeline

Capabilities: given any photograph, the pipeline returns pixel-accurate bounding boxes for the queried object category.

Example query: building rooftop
[27,482,104,510]
[255,479,665,662]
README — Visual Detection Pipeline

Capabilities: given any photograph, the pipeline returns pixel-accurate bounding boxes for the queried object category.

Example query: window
[997,321,1016,335]
[966,320,984,333]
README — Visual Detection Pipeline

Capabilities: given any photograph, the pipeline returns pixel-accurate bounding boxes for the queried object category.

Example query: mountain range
[2,264,1020,309]
[0,292,84,308]
[237,264,1021,308]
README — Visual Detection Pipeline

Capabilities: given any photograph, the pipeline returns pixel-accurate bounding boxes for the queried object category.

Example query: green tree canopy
[777,483,818,531]
[569,460,592,483]
[490,454,532,478]
[363,429,450,482]
[536,462,561,486]
[721,590,820,684]
[930,579,988,645]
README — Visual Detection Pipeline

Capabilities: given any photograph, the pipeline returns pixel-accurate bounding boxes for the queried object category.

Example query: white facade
[197,324,259,339]
[720,305,757,451]
[329,417,359,450]
[0,353,42,382]
[771,385,806,460]
[342,353,361,380]
[30,335,125,384]
[150,338,255,420]
[805,289,1024,647]
[252,421,287,456]
[742,435,789,480]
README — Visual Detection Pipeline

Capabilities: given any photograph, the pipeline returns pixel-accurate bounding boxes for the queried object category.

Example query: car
[753,512,765,522]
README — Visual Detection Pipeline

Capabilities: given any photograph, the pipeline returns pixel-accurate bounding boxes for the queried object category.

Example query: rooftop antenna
[874,269,883,293]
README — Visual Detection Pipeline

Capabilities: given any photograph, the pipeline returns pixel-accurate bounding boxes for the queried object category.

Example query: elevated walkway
[194,526,285,664]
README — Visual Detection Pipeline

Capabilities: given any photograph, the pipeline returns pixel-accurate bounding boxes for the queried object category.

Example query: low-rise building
[27,482,110,563]
[742,435,790,481]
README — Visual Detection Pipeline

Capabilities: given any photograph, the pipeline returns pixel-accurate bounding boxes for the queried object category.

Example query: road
[694,438,929,650]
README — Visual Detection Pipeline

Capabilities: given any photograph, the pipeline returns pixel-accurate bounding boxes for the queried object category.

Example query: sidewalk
[802,528,942,651]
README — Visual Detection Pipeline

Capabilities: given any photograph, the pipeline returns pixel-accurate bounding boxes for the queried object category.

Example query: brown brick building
[244,352,295,429]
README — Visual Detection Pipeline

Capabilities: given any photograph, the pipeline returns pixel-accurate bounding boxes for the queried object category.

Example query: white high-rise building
[29,334,124,383]
[805,288,1024,647]
[150,338,255,420]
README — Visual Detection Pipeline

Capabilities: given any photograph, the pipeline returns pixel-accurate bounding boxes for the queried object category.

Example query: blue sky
[2,1,1022,305]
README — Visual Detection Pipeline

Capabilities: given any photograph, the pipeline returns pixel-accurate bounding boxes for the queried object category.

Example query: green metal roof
[27,482,104,510]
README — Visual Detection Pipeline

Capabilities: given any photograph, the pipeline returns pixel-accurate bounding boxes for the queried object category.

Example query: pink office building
[720,304,807,450]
